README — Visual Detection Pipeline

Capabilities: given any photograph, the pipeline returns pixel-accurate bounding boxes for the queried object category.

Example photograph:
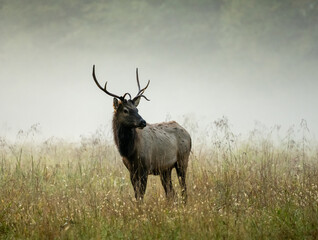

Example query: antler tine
[136,68,141,93]
[92,65,123,100]
[122,93,132,100]
[133,68,151,101]
[135,68,150,96]
[136,69,150,90]
[139,95,150,101]
[138,80,150,95]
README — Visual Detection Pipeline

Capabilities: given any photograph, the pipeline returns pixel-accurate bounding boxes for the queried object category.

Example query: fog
[1,0,318,141]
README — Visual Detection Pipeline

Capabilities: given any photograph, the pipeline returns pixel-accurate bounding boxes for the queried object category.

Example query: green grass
[1,120,318,239]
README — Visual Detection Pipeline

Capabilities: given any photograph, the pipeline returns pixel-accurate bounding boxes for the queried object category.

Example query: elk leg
[176,164,187,203]
[160,169,175,199]
[130,172,148,201]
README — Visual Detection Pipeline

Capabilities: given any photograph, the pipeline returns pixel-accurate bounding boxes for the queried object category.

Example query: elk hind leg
[160,169,175,199]
[175,162,188,203]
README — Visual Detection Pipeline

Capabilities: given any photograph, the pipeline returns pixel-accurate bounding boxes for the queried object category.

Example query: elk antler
[122,93,132,100]
[92,65,123,100]
[133,68,150,101]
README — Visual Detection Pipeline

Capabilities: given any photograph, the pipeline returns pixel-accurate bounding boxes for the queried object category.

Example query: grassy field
[1,119,318,239]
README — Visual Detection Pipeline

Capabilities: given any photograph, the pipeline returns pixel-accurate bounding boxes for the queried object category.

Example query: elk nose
[139,119,147,128]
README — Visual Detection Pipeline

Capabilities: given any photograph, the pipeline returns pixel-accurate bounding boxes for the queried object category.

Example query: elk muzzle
[138,119,147,129]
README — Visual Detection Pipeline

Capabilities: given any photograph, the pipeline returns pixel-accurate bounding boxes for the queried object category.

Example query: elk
[92,65,191,202]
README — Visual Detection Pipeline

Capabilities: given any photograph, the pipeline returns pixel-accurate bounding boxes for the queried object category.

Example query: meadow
[1,118,318,239]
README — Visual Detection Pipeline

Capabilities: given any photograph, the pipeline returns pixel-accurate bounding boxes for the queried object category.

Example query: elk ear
[113,98,120,110]
[133,96,141,107]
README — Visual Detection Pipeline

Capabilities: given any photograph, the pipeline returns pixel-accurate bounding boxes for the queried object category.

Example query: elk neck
[112,116,138,158]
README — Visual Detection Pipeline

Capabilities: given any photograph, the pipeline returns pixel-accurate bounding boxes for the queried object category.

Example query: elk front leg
[130,172,148,201]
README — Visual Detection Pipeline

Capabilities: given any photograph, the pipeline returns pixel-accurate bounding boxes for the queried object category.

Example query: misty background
[0,0,318,141]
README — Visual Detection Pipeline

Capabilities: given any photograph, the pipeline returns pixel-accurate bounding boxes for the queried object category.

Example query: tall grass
[1,118,318,239]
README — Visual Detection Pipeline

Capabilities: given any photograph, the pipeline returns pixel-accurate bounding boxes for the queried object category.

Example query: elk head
[92,65,150,129]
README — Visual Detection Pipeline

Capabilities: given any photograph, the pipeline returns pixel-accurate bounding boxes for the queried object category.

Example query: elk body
[92,66,191,202]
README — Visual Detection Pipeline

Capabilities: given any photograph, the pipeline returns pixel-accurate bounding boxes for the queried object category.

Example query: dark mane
[112,115,136,158]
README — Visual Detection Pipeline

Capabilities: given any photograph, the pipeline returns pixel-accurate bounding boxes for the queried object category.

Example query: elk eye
[123,109,129,114]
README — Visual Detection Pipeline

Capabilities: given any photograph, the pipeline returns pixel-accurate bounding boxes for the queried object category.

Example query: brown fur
[113,100,191,202]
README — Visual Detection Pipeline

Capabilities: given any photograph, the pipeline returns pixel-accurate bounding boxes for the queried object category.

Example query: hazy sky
[1,0,318,141]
